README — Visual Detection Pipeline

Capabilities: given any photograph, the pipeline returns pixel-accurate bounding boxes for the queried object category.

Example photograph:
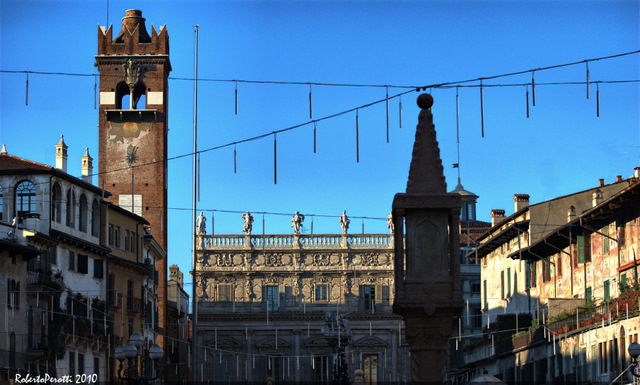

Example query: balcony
[108,292,123,309]
[26,269,63,290]
[127,297,145,314]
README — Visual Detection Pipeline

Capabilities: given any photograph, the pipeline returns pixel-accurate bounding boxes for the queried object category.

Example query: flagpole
[191,24,199,383]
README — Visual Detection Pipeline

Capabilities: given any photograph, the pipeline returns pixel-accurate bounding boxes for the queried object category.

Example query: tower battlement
[97,9,170,61]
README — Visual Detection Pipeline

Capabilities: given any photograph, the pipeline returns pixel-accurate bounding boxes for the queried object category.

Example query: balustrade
[200,233,392,251]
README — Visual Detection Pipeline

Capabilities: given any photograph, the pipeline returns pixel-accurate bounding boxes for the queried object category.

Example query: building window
[543,260,552,282]
[68,250,75,271]
[79,194,88,232]
[94,357,100,378]
[604,280,610,301]
[77,353,84,374]
[586,287,592,304]
[91,199,100,237]
[264,285,279,312]
[507,267,511,298]
[501,271,505,299]
[7,280,20,310]
[578,233,592,263]
[603,226,610,255]
[0,185,3,221]
[363,354,378,385]
[94,259,103,279]
[124,230,129,251]
[114,226,120,248]
[69,351,76,378]
[47,246,57,266]
[16,180,37,218]
[483,280,488,310]
[77,254,88,274]
[66,189,75,228]
[362,285,377,312]
[108,224,114,246]
[217,284,232,302]
[315,285,328,301]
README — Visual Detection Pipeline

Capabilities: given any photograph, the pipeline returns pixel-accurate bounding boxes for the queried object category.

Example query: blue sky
[1,0,638,293]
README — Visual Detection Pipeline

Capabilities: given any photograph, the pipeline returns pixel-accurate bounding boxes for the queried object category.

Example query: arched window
[66,189,75,228]
[15,180,36,218]
[79,194,88,232]
[91,199,100,237]
[52,183,62,223]
[0,185,3,221]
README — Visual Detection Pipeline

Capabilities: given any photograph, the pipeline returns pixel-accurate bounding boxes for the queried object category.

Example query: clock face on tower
[108,121,151,144]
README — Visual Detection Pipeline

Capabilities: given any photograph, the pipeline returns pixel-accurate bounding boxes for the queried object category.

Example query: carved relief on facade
[309,254,330,267]
[304,336,331,354]
[207,336,242,350]
[196,276,208,299]
[264,253,283,267]
[301,284,311,300]
[331,284,341,301]
[361,253,380,266]
[256,337,291,353]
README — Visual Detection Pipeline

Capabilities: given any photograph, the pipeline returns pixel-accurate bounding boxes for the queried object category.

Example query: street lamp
[116,333,163,384]
[628,342,640,377]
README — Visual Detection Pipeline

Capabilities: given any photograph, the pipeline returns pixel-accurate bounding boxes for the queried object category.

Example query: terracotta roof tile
[0,153,52,171]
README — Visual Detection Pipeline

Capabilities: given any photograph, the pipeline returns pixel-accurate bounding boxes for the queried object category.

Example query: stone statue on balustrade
[387,211,394,233]
[291,211,305,234]
[196,211,206,235]
[242,211,254,235]
[339,210,350,234]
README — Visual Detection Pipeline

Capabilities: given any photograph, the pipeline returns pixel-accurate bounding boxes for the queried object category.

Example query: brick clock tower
[96,8,170,350]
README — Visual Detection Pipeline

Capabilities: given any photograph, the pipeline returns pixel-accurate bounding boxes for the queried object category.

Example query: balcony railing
[201,233,392,250]
[26,269,63,289]
[127,297,145,314]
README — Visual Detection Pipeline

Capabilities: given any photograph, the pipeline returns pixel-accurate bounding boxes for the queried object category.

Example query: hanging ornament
[531,71,536,106]
[596,83,600,117]
[235,81,238,115]
[313,121,317,154]
[94,75,97,110]
[480,79,485,138]
[197,153,201,202]
[526,85,530,118]
[586,61,590,99]
[25,72,29,106]
[273,133,278,184]
[234,145,237,174]
[356,109,360,163]
[399,95,402,128]
[385,86,390,143]
[309,84,313,119]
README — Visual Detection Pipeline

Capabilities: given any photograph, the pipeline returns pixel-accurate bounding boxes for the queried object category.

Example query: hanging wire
[197,153,201,202]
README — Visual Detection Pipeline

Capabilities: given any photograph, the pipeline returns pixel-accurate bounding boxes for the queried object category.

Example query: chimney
[491,209,506,227]
[514,194,530,212]
[592,189,603,207]
[634,167,640,179]
[567,206,576,222]
[169,264,183,287]
[616,175,623,183]
[81,148,93,184]
[118,9,151,43]
[55,135,68,173]
[599,178,605,187]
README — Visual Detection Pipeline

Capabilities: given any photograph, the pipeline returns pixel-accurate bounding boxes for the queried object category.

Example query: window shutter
[279,284,285,312]
[375,284,382,304]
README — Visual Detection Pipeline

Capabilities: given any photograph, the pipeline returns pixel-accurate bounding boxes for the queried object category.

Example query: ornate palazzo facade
[194,222,410,383]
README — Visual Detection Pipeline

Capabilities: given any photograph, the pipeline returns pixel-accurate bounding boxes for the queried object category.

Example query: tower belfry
[96,7,170,348]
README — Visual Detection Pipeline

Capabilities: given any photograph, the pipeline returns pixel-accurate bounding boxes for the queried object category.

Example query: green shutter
[604,280,610,301]
[603,226,610,255]
[577,235,585,264]
[586,287,592,304]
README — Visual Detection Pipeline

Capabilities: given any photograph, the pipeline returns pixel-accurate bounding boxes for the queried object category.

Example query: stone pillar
[392,94,463,383]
